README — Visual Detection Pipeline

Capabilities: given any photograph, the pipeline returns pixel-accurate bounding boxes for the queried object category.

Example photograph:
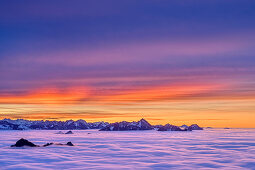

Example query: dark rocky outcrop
[66,142,74,146]
[43,143,53,147]
[65,130,73,134]
[11,139,74,147]
[100,119,153,131]
[11,138,38,147]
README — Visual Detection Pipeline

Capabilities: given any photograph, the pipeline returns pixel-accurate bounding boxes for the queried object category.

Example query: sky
[0,0,255,128]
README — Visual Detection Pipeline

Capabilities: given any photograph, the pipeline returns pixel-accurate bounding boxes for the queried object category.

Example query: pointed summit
[137,118,153,130]
[139,118,148,123]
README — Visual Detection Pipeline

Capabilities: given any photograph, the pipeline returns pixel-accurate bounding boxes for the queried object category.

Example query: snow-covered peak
[100,119,153,131]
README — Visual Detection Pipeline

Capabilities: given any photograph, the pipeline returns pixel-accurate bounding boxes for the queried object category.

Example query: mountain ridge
[0,118,203,131]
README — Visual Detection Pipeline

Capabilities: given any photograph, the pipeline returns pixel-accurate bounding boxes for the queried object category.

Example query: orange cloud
[1,83,255,128]
[96,83,223,104]
[0,86,90,105]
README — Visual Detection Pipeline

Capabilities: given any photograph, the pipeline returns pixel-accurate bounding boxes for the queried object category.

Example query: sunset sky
[0,0,255,128]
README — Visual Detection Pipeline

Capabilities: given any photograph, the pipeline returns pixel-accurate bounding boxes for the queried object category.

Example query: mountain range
[0,118,203,131]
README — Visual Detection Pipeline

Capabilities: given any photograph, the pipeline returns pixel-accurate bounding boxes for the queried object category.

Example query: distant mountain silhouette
[100,118,153,131]
[0,118,203,131]
[158,124,186,131]
[0,118,108,130]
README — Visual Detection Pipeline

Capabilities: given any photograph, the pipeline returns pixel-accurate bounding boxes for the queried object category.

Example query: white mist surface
[0,129,255,170]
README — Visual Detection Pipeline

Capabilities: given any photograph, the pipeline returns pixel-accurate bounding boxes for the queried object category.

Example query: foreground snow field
[0,129,254,169]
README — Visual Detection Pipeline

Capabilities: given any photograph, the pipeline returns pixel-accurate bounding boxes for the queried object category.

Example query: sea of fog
[0,129,254,169]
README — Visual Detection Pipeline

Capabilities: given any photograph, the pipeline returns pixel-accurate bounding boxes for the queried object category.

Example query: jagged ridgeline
[0,118,203,131]
[0,119,109,130]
